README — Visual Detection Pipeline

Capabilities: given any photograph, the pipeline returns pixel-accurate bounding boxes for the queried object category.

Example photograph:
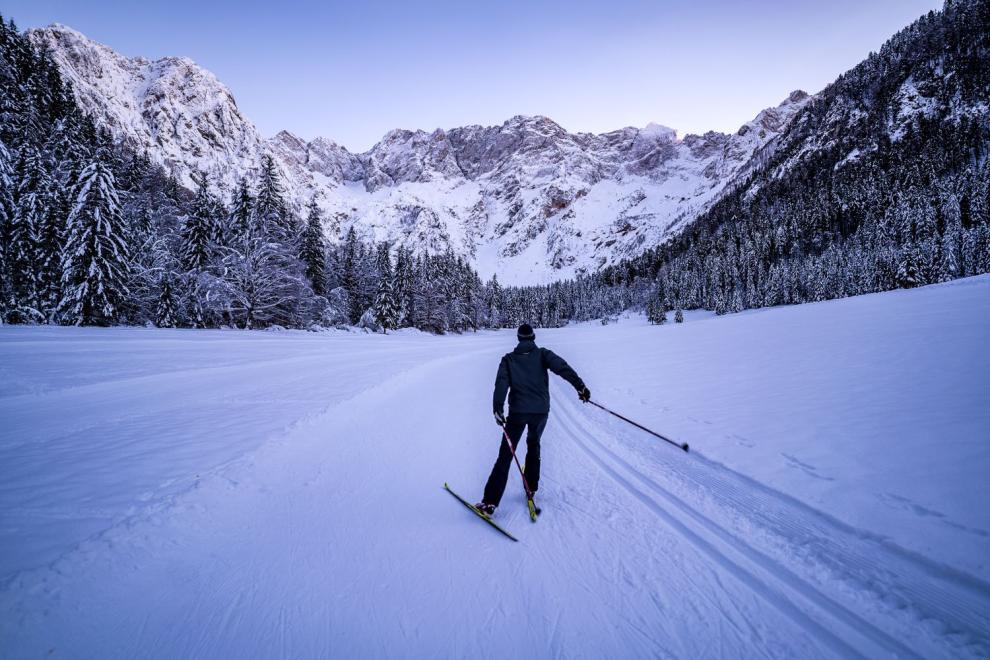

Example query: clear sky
[5,0,942,152]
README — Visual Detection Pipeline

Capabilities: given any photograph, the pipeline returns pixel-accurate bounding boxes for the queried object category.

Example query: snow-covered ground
[1,277,989,658]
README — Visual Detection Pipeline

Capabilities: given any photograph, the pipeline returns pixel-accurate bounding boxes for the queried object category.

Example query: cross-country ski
[444,483,518,542]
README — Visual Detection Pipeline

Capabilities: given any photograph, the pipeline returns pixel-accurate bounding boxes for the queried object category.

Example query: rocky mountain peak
[27,23,813,284]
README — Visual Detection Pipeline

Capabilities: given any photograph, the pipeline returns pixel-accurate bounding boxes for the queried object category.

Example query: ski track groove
[551,387,922,659]
[681,442,990,619]
[539,421,787,658]
[554,385,990,658]
[570,392,990,656]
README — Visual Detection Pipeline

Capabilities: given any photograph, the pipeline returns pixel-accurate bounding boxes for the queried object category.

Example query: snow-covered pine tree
[937,204,962,282]
[466,270,487,330]
[255,155,295,241]
[373,244,400,333]
[8,144,48,322]
[487,274,503,329]
[300,198,327,296]
[413,254,448,333]
[58,153,130,326]
[156,271,178,328]
[675,307,684,323]
[180,172,217,273]
[0,139,13,321]
[340,226,361,323]
[229,177,254,243]
[896,245,921,288]
[438,251,468,332]
[393,246,412,326]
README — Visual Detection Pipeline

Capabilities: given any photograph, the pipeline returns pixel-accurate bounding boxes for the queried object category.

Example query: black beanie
[517,323,535,341]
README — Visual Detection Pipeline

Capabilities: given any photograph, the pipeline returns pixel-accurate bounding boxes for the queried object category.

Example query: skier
[475,323,590,515]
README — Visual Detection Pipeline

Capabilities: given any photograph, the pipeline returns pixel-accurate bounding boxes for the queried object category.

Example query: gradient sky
[6,0,942,152]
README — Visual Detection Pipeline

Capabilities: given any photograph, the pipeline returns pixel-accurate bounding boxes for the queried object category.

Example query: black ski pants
[483,412,548,506]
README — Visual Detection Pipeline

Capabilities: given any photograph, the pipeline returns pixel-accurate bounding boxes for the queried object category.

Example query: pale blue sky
[6,1,942,151]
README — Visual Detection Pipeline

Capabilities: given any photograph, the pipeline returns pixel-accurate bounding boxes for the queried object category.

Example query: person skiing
[475,323,590,516]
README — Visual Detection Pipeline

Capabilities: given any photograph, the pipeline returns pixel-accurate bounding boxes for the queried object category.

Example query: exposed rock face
[29,24,811,284]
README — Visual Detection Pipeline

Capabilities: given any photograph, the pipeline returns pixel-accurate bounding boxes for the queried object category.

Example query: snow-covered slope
[28,24,810,283]
[1,276,988,658]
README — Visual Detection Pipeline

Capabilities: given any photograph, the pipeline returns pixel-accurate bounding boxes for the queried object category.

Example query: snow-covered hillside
[27,24,810,283]
[2,277,988,658]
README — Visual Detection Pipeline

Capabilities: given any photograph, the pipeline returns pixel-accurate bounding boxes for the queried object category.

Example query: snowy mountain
[606,0,990,315]
[28,24,810,283]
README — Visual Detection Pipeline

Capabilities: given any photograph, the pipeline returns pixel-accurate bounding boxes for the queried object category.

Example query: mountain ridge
[28,22,810,283]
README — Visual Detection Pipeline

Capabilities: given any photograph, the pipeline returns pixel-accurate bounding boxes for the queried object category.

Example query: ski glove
[494,411,506,426]
[578,387,591,403]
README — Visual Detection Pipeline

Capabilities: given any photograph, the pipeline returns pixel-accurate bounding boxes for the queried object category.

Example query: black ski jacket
[493,340,585,415]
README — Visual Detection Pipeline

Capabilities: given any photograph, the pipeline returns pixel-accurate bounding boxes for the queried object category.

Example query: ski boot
[474,502,496,517]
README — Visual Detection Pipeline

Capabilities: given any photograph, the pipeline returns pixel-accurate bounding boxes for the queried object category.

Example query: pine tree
[156,271,178,328]
[340,226,360,323]
[393,246,412,326]
[0,138,13,321]
[58,154,130,325]
[896,245,921,288]
[229,177,254,242]
[487,274,503,329]
[674,307,684,323]
[646,292,668,324]
[181,172,217,273]
[8,145,47,322]
[373,244,400,333]
[37,173,65,319]
[300,198,327,296]
[255,155,295,241]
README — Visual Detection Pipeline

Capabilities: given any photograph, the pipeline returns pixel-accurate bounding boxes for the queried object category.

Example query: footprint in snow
[879,492,989,537]
[781,453,834,481]
[730,434,754,448]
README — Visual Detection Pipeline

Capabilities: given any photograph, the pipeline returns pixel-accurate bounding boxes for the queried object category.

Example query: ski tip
[682,443,690,452]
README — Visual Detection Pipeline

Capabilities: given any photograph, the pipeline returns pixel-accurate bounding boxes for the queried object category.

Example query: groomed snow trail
[2,278,989,658]
[2,338,838,658]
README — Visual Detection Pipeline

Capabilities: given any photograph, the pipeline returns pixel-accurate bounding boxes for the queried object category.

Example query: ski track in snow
[552,385,990,658]
[1,278,989,658]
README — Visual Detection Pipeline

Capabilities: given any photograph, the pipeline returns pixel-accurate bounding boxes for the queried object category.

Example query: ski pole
[587,400,689,452]
[499,423,541,520]
[499,424,535,498]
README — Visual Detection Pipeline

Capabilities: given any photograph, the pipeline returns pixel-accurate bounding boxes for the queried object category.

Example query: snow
[2,277,989,658]
[891,75,940,141]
